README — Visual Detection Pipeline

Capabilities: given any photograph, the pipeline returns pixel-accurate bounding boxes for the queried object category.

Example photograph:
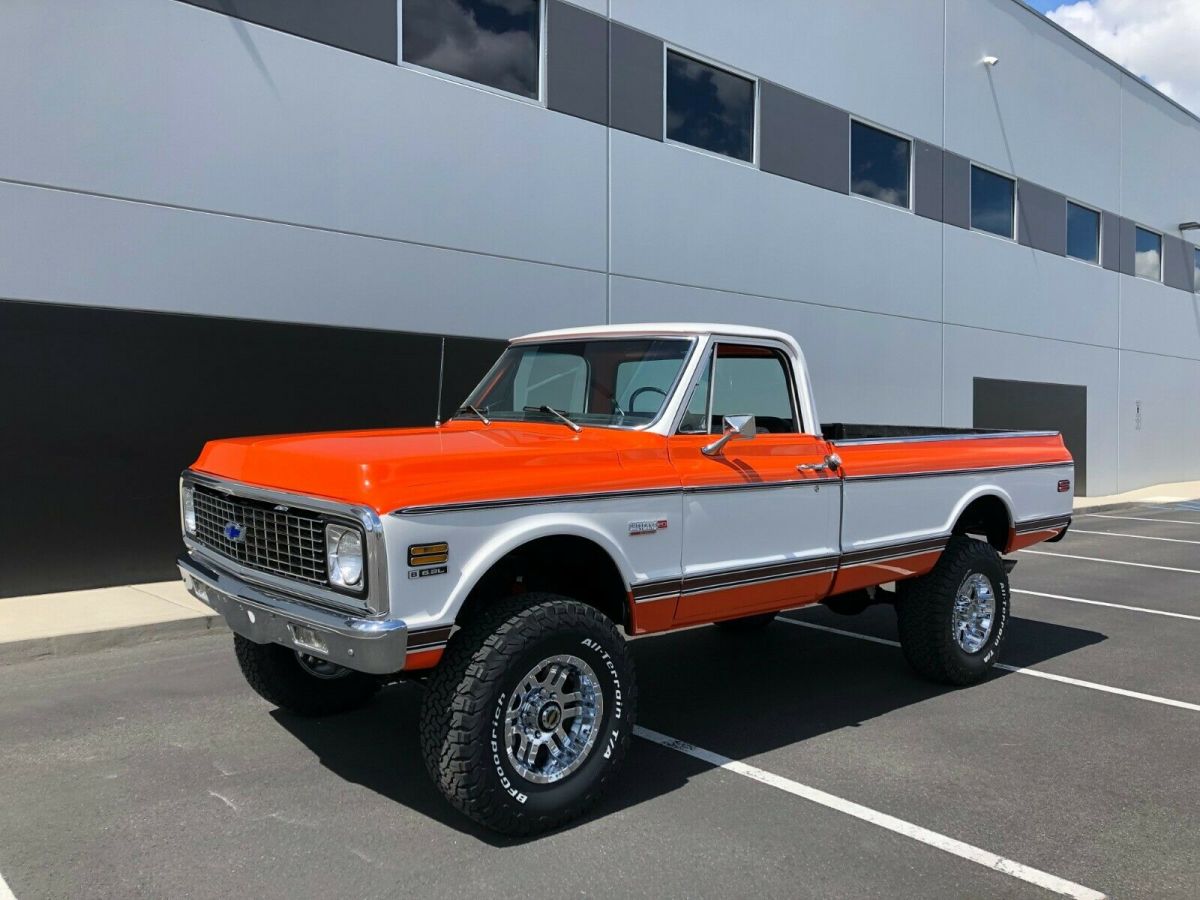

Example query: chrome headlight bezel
[326,523,366,593]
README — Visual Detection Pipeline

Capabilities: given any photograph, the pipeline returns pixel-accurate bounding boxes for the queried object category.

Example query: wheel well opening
[952,495,1011,551]
[456,536,629,630]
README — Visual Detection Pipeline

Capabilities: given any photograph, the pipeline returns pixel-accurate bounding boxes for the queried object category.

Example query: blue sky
[1021,1,1199,114]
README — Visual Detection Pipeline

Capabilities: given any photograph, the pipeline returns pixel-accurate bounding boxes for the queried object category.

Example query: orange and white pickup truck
[178,323,1073,834]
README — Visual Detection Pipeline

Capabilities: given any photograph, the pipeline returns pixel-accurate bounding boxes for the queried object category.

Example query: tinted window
[402,0,540,99]
[1135,227,1162,281]
[1066,202,1100,264]
[851,122,911,208]
[710,346,797,433]
[1194,248,1200,293]
[971,166,1015,239]
[666,51,755,163]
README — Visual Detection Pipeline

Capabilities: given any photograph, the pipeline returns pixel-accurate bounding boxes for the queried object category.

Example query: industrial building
[2,0,1198,596]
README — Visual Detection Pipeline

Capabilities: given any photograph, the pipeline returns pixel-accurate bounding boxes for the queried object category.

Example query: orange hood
[191,420,675,514]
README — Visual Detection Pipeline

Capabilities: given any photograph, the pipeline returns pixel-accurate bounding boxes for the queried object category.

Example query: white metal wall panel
[943,226,1120,348]
[1119,276,1200,362]
[609,131,944,323]
[1117,350,1200,491]
[0,0,609,272]
[943,0,1122,210]
[0,181,607,340]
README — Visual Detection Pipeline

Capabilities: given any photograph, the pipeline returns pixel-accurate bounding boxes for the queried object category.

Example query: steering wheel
[628,385,669,412]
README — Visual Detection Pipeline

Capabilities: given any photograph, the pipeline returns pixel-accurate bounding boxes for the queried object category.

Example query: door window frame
[671,338,805,436]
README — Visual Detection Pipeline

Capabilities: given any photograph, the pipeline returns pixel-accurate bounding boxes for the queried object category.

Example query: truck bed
[821,423,1052,443]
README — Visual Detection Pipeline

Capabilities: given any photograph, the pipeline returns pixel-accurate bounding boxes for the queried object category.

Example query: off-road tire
[419,593,637,835]
[233,635,379,716]
[895,536,1010,686]
[713,612,777,631]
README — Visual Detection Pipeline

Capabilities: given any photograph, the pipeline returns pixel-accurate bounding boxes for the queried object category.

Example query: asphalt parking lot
[2,503,1198,899]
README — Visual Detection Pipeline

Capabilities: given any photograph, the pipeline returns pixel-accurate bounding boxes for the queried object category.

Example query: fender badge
[628,519,668,536]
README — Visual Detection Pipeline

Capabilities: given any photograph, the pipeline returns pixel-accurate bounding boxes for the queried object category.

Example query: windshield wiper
[526,405,582,433]
[455,404,491,425]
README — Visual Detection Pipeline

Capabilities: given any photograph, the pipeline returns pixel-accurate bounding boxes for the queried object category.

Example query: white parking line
[778,618,1200,713]
[1012,588,1200,622]
[0,868,16,900]
[635,726,1106,900]
[1070,528,1200,545]
[1020,549,1200,575]
[1084,513,1200,526]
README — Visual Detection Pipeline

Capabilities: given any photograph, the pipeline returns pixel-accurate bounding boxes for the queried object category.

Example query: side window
[678,345,800,434]
[513,352,587,412]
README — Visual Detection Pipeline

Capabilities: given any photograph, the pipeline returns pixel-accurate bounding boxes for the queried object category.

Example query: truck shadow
[271,606,1105,846]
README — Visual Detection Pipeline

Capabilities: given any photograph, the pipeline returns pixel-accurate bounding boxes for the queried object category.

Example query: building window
[970,166,1015,239]
[1135,227,1162,281]
[1193,247,1199,293]
[1066,202,1101,264]
[850,121,911,209]
[401,0,541,100]
[666,50,755,163]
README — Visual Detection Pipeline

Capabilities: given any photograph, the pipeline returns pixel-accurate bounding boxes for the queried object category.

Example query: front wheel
[895,536,1010,686]
[419,594,637,835]
[233,635,380,716]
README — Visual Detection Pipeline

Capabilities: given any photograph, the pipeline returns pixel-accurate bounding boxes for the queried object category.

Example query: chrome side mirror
[701,415,756,457]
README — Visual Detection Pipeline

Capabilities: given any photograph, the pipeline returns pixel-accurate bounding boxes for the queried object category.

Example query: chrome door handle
[796,453,842,474]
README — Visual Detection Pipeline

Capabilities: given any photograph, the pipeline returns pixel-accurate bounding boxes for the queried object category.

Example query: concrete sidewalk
[3,479,1200,666]
[0,580,225,666]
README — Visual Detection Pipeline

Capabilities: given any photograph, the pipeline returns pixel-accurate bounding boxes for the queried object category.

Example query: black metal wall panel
[1118,217,1140,276]
[546,0,609,126]
[973,377,1087,495]
[913,141,943,221]
[1100,210,1121,272]
[1017,180,1067,256]
[759,82,849,193]
[1162,235,1195,292]
[609,22,663,140]
[942,152,971,229]
[177,0,397,63]
[0,299,503,597]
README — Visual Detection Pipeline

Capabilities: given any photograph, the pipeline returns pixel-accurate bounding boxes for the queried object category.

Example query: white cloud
[1043,0,1200,115]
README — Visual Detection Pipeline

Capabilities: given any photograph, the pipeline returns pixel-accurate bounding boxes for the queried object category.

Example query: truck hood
[191,421,672,514]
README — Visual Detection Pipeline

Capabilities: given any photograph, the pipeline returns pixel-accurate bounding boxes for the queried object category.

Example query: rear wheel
[233,635,379,716]
[895,536,1010,685]
[419,593,637,835]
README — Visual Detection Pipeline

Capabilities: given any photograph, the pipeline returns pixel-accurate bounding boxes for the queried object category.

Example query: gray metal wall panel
[176,0,396,62]
[1162,235,1194,292]
[546,0,609,126]
[1118,217,1137,276]
[913,141,943,221]
[759,82,848,193]
[1100,211,1120,272]
[609,23,663,140]
[942,152,971,229]
[1017,180,1066,256]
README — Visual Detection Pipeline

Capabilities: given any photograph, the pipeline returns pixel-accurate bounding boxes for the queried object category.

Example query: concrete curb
[0,613,228,667]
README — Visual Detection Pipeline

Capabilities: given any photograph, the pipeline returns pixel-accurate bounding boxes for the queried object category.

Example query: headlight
[182,485,196,535]
[326,524,364,590]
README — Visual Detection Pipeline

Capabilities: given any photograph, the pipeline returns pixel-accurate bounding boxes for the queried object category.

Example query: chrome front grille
[192,486,328,586]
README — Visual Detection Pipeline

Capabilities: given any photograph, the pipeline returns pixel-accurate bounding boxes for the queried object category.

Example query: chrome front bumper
[178,552,408,675]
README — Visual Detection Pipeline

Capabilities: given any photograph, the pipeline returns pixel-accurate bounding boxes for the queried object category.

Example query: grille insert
[192,486,330,587]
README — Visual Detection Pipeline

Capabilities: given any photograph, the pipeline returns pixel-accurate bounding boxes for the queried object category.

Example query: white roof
[513,322,802,356]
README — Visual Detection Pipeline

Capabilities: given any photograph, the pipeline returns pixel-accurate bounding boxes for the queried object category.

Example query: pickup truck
[177,323,1073,834]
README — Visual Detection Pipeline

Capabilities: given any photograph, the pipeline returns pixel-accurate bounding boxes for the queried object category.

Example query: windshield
[459,338,694,429]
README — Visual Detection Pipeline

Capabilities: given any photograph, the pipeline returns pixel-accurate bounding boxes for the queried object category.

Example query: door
[668,341,842,625]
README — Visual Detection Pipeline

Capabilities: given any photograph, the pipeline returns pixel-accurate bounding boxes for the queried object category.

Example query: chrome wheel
[295,652,351,680]
[952,572,996,654]
[504,654,604,785]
